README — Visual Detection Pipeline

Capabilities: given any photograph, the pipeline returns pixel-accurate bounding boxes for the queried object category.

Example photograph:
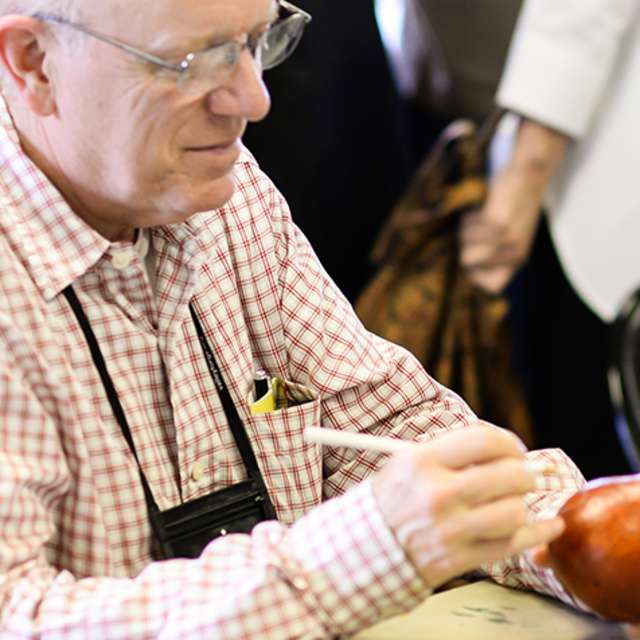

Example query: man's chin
[207,172,237,210]
[185,172,237,215]
[150,171,238,228]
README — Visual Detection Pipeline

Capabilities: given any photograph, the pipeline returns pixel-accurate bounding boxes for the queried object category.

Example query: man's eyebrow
[151,3,281,56]
[194,4,279,49]
[200,3,280,41]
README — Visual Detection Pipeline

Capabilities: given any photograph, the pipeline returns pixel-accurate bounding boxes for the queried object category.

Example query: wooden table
[355,580,626,639]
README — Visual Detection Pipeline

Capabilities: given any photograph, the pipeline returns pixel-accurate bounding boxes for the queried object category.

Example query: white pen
[304,427,556,477]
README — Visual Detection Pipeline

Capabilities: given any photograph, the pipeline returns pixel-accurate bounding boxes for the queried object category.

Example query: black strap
[188,304,263,478]
[63,286,270,511]
[63,286,160,513]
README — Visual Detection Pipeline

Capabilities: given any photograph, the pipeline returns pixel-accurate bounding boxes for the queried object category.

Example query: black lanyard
[62,285,274,518]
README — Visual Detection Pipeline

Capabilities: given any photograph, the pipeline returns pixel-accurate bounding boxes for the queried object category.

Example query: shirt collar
[0,94,112,301]
[0,96,256,302]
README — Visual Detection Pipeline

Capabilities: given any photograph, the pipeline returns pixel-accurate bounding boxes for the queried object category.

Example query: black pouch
[150,478,275,559]
[65,287,280,561]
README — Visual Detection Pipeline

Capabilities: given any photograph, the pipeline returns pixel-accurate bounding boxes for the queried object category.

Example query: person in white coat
[459,0,640,477]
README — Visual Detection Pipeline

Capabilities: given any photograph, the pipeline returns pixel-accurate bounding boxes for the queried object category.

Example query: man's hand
[459,119,569,295]
[372,425,565,590]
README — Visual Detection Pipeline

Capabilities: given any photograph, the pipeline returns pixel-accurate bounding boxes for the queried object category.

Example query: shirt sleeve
[497,0,640,138]
[0,361,429,637]
[266,170,589,611]
[0,155,587,637]
[0,313,429,638]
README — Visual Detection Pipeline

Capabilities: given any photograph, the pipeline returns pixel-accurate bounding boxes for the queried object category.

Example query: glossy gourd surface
[548,475,640,623]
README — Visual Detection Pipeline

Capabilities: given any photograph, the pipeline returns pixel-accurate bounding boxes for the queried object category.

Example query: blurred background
[243,0,636,480]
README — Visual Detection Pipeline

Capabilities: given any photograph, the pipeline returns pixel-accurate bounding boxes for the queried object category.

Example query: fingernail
[551,517,565,535]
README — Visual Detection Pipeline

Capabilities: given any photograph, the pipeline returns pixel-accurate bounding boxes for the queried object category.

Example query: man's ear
[0,16,55,116]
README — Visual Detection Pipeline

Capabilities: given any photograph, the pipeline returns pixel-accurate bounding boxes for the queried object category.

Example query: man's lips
[186,138,240,153]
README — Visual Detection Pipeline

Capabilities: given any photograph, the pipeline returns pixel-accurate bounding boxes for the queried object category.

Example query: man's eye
[223,45,240,67]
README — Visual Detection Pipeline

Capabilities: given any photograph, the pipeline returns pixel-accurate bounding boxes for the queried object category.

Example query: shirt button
[291,576,309,591]
[190,461,205,482]
[112,251,133,270]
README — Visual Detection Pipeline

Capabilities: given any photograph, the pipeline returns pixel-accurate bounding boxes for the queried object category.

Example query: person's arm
[460,118,569,294]
[0,307,433,638]
[261,160,586,608]
[0,374,425,637]
[460,0,639,294]
[0,317,563,638]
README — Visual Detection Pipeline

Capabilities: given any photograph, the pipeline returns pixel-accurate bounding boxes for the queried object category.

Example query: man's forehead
[97,0,278,47]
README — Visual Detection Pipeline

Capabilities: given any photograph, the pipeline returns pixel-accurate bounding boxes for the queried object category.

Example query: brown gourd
[548,475,640,623]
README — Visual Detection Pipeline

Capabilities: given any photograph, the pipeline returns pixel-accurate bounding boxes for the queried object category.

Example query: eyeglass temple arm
[279,1,312,23]
[31,11,184,72]
[32,4,310,73]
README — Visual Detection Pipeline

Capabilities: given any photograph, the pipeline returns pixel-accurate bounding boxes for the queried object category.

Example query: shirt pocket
[245,398,323,524]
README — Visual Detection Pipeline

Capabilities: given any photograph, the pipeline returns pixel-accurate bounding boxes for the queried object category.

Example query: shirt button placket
[112,250,133,270]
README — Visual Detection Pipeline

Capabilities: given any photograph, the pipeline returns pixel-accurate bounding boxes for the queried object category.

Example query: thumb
[530,544,554,568]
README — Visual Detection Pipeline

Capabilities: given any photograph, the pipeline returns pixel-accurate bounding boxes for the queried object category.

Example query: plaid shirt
[0,94,586,638]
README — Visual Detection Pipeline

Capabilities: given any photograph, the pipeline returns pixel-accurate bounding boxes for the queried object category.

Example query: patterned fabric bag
[355,113,534,446]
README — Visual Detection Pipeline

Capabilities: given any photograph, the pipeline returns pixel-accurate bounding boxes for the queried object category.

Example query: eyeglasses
[33,1,311,95]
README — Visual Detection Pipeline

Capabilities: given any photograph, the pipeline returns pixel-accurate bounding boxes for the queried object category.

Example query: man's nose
[205,51,271,122]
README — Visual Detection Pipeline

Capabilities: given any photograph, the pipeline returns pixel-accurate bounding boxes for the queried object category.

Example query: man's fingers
[477,420,528,453]
[431,518,565,580]
[508,517,566,556]
[530,544,553,568]
[453,496,529,541]
[470,519,565,567]
[455,458,535,506]
[420,425,525,470]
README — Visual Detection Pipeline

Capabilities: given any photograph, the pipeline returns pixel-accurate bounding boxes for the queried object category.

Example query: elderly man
[0,0,613,637]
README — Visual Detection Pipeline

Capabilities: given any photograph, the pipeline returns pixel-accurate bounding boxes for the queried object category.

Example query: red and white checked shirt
[0,93,587,638]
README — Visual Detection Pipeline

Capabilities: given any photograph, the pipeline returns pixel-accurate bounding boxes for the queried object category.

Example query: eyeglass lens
[180,13,307,94]
[262,14,306,70]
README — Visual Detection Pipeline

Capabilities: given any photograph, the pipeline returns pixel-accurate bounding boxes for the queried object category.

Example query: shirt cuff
[287,478,431,636]
[481,448,590,613]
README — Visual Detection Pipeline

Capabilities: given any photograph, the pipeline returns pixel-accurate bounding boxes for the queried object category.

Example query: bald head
[0,1,77,17]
